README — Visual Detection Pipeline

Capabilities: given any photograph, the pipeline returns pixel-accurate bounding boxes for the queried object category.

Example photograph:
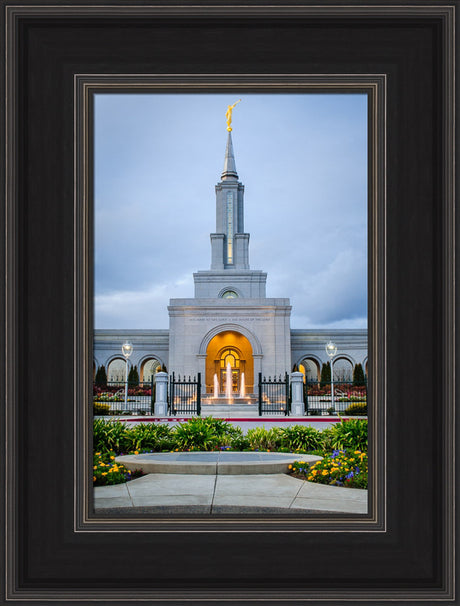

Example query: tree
[95,364,107,386]
[128,364,139,385]
[320,361,331,387]
[353,363,366,386]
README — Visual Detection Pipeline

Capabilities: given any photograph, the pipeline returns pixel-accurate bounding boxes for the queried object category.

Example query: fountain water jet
[225,362,233,400]
[213,373,219,398]
[240,372,245,397]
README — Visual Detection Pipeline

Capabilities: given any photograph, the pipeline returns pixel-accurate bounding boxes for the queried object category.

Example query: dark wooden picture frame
[1,2,456,604]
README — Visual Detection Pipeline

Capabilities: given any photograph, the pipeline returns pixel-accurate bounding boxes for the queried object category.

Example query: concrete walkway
[94,473,368,514]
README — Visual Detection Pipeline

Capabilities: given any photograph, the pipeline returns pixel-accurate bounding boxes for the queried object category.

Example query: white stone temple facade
[94,132,368,396]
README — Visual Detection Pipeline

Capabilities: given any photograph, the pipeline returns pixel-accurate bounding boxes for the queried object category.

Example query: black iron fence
[258,373,290,416]
[169,372,201,416]
[93,379,155,415]
[304,380,367,416]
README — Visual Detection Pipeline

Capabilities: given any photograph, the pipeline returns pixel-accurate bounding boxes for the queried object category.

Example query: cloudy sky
[94,93,367,330]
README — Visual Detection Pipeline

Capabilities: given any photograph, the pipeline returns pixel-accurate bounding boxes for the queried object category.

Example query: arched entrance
[205,331,254,397]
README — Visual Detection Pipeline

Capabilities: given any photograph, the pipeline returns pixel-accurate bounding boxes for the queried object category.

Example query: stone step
[200,404,260,418]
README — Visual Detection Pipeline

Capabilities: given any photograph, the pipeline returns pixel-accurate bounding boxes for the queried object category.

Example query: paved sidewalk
[94,473,368,514]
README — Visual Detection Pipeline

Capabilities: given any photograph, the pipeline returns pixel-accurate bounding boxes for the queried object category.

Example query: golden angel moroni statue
[225,99,241,131]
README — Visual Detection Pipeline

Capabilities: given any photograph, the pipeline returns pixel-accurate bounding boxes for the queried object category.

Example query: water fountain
[225,362,232,400]
[240,372,245,397]
[213,373,219,398]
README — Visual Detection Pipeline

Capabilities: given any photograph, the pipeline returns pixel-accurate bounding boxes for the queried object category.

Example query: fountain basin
[115,451,322,475]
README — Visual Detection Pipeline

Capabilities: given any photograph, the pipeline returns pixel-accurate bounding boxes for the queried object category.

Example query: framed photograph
[2,2,456,604]
[85,78,378,525]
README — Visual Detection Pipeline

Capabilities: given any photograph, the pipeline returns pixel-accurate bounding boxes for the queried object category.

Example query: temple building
[94,131,368,398]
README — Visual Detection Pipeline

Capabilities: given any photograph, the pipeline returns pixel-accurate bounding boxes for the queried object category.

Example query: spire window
[226,191,233,264]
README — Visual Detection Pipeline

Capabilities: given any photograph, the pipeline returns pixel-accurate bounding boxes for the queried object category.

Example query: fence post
[258,372,262,416]
[150,376,155,414]
[197,372,201,416]
[290,371,305,416]
[285,372,290,416]
[154,372,168,416]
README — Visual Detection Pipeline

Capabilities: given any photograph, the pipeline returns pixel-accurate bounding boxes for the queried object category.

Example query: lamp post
[122,342,133,410]
[325,341,337,412]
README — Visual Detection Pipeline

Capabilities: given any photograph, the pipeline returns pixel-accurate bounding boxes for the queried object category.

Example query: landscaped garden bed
[92,416,368,488]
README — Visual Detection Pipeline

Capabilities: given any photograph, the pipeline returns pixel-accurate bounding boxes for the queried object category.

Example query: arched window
[299,358,320,382]
[220,348,240,369]
[333,358,353,381]
[141,358,161,382]
[221,290,239,299]
[219,348,242,395]
[107,358,127,382]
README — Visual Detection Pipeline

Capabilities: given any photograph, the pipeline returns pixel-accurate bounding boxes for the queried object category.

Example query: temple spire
[221,132,238,180]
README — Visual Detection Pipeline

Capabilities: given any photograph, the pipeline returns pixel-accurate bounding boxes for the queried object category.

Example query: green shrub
[95,365,107,386]
[128,365,140,386]
[124,422,174,452]
[246,426,283,450]
[94,402,111,415]
[320,361,331,387]
[280,425,324,452]
[229,433,251,450]
[172,417,221,451]
[353,363,366,386]
[344,401,367,416]
[328,418,368,451]
[93,418,130,454]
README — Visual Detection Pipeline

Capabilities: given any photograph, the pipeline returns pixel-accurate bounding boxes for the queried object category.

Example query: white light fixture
[122,342,133,359]
[122,342,133,410]
[325,341,337,414]
[326,341,337,358]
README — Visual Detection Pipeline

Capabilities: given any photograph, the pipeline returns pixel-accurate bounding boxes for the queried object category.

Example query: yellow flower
[288,464,292,469]
[322,470,328,476]
[134,451,139,455]
[110,455,115,460]
[93,476,96,482]
[93,466,97,470]
[101,472,107,476]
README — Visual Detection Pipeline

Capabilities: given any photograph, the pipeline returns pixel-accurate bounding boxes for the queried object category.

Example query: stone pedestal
[154,372,169,416]
[290,371,305,416]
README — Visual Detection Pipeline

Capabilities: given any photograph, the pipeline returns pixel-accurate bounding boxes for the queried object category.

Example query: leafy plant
[289,449,368,489]
[172,417,221,451]
[93,450,143,486]
[229,433,251,451]
[344,402,368,416]
[328,418,368,451]
[246,426,283,450]
[94,401,110,415]
[124,422,174,452]
[280,425,324,452]
[93,418,130,454]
